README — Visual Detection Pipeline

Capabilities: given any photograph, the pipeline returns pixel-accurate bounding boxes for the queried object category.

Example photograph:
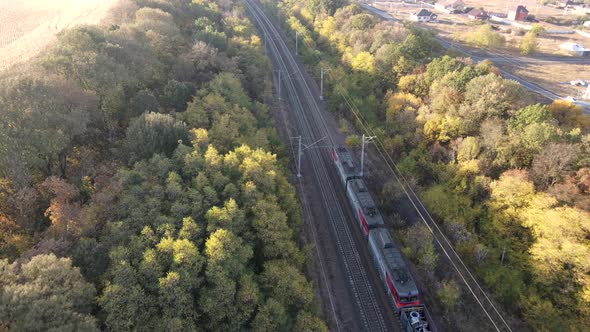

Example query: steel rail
[244,1,390,330]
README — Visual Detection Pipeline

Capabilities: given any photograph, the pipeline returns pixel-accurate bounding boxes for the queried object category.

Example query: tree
[519,31,538,55]
[45,25,139,134]
[549,100,590,130]
[351,51,376,74]
[306,0,345,16]
[402,224,438,278]
[530,24,546,36]
[199,267,240,330]
[436,279,460,312]
[350,14,375,30]
[425,55,465,83]
[465,24,506,47]
[459,74,528,133]
[252,298,288,332]
[125,112,189,163]
[0,77,92,179]
[130,89,160,117]
[345,135,361,150]
[252,199,298,261]
[260,259,314,311]
[160,80,194,112]
[205,229,252,278]
[0,254,97,331]
[509,104,551,130]
[39,177,83,240]
[457,136,481,162]
[132,7,185,63]
[0,214,31,261]
[489,169,536,226]
[531,143,579,188]
[293,311,329,332]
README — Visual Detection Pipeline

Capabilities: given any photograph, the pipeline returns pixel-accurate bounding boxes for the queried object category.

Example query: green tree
[130,89,160,117]
[519,31,539,55]
[465,24,506,47]
[160,80,194,112]
[350,14,375,30]
[205,229,252,278]
[252,298,288,332]
[293,311,329,332]
[509,104,551,129]
[260,259,315,311]
[457,137,481,162]
[345,135,361,150]
[0,254,97,331]
[437,279,461,312]
[0,77,92,179]
[125,112,189,163]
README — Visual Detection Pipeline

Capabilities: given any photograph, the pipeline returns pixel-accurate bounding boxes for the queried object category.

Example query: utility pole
[295,31,299,55]
[360,134,376,177]
[297,135,302,177]
[278,70,281,100]
[264,32,267,55]
[319,68,324,101]
[292,136,328,178]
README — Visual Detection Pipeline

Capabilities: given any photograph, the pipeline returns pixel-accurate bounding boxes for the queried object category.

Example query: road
[360,2,590,110]
[244,1,398,331]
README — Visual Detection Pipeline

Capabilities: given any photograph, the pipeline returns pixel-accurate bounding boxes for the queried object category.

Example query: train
[331,146,435,332]
[331,146,384,236]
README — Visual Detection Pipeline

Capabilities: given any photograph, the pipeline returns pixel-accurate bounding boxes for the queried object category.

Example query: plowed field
[0,0,118,71]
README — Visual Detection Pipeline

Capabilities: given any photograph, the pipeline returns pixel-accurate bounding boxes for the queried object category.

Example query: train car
[331,146,384,236]
[346,177,384,236]
[400,306,435,332]
[368,228,420,310]
[331,146,356,186]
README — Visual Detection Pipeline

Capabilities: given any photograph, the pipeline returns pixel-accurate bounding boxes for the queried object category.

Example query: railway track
[243,1,392,331]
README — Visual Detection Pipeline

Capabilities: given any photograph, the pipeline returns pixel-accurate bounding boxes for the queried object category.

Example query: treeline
[262,0,590,330]
[0,0,326,330]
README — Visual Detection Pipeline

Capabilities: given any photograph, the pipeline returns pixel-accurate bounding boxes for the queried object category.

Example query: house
[467,8,489,20]
[559,42,590,56]
[410,9,438,22]
[584,21,590,28]
[434,0,465,14]
[508,5,529,21]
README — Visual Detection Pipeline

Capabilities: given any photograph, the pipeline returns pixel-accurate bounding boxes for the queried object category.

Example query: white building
[434,0,465,14]
[410,9,438,22]
[559,42,590,56]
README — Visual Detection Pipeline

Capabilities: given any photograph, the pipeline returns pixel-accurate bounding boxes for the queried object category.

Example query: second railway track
[244,0,393,331]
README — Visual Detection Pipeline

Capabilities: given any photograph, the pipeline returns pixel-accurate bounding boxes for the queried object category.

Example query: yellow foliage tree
[351,51,375,74]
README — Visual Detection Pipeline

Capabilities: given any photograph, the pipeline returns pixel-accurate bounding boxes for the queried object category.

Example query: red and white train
[332,146,435,332]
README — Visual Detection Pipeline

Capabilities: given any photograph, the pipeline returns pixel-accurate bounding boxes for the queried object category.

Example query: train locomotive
[331,146,385,236]
[331,146,434,332]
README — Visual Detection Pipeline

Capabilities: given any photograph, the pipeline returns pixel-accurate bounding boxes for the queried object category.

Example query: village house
[467,8,489,20]
[410,9,438,22]
[434,0,465,14]
[508,5,529,21]
[559,42,590,56]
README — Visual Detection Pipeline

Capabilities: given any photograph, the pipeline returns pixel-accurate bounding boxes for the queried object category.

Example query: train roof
[370,229,418,297]
[335,146,357,178]
[349,178,384,225]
